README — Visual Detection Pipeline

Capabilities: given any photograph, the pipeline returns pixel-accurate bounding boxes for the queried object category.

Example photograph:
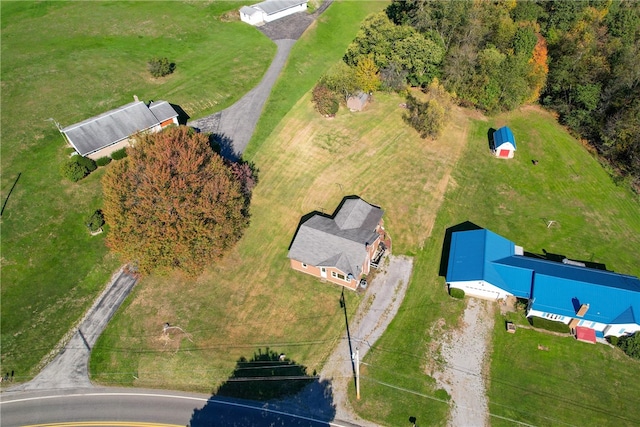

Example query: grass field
[91,88,468,395]
[1,1,274,381]
[490,310,640,426]
[350,107,640,426]
[89,1,389,392]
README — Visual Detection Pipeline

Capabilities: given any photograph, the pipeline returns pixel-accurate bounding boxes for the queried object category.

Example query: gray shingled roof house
[61,98,178,159]
[288,197,386,290]
[240,0,307,26]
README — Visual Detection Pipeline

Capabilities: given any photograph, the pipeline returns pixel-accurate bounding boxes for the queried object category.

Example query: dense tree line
[379,0,639,187]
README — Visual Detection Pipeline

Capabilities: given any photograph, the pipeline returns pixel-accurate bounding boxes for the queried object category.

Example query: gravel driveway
[433,298,495,427]
[8,268,137,391]
[319,255,414,426]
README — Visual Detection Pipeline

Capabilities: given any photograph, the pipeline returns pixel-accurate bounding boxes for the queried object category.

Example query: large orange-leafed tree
[102,126,249,275]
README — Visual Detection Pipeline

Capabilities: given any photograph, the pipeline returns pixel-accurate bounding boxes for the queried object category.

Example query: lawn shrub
[148,57,175,78]
[528,316,570,333]
[76,155,97,172]
[95,156,112,167]
[608,336,619,346]
[449,287,465,299]
[60,156,95,182]
[312,83,339,116]
[86,209,105,232]
[617,333,640,359]
[110,148,128,160]
[60,159,88,182]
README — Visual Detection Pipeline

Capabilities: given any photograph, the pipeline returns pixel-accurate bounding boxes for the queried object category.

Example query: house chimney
[577,303,590,317]
[133,95,139,102]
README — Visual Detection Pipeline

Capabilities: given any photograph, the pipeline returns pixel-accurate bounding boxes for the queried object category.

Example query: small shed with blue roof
[446,228,640,341]
[492,126,516,158]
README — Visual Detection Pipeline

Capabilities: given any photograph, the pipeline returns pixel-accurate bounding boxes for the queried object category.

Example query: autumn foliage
[102,126,250,275]
[528,34,549,102]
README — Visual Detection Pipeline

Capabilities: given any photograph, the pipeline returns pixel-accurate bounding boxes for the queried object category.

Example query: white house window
[619,327,626,334]
[331,271,349,282]
[301,263,307,268]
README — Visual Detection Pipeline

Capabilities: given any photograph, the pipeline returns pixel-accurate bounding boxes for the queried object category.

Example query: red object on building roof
[575,326,596,344]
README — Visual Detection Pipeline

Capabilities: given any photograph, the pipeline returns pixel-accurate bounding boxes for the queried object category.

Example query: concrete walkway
[9,268,137,391]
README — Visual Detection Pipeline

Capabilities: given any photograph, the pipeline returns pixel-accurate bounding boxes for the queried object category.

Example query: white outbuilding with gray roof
[240,0,308,26]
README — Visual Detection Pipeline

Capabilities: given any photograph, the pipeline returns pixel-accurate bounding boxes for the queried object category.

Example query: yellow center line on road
[23,423,183,427]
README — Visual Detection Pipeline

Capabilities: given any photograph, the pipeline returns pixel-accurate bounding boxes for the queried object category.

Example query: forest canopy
[352,0,639,187]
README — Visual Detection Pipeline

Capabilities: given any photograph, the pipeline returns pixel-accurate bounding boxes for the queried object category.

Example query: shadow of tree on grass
[217,348,314,401]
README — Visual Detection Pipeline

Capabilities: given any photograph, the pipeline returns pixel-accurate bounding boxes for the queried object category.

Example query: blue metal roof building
[492,126,517,158]
[446,229,532,298]
[446,228,640,338]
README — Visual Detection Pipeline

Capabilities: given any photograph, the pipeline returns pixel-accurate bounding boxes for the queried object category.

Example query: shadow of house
[189,348,336,426]
[439,221,483,277]
[170,103,190,125]
[487,127,496,152]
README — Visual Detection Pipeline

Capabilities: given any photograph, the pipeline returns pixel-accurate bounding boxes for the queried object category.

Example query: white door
[320,267,327,278]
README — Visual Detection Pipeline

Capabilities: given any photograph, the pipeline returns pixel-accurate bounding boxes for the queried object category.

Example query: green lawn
[1,0,274,381]
[90,0,389,392]
[490,311,640,426]
[351,107,640,426]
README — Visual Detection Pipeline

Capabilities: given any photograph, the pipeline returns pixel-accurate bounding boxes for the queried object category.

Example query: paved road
[8,269,137,391]
[189,39,295,158]
[188,1,334,158]
[0,388,359,427]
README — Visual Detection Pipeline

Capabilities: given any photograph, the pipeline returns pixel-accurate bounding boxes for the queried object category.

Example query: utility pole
[355,348,361,400]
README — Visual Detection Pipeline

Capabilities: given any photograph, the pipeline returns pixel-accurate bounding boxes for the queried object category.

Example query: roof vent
[577,303,590,317]
[562,258,586,267]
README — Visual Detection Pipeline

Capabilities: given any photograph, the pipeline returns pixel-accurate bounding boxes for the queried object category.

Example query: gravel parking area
[258,0,333,41]
[433,298,495,427]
